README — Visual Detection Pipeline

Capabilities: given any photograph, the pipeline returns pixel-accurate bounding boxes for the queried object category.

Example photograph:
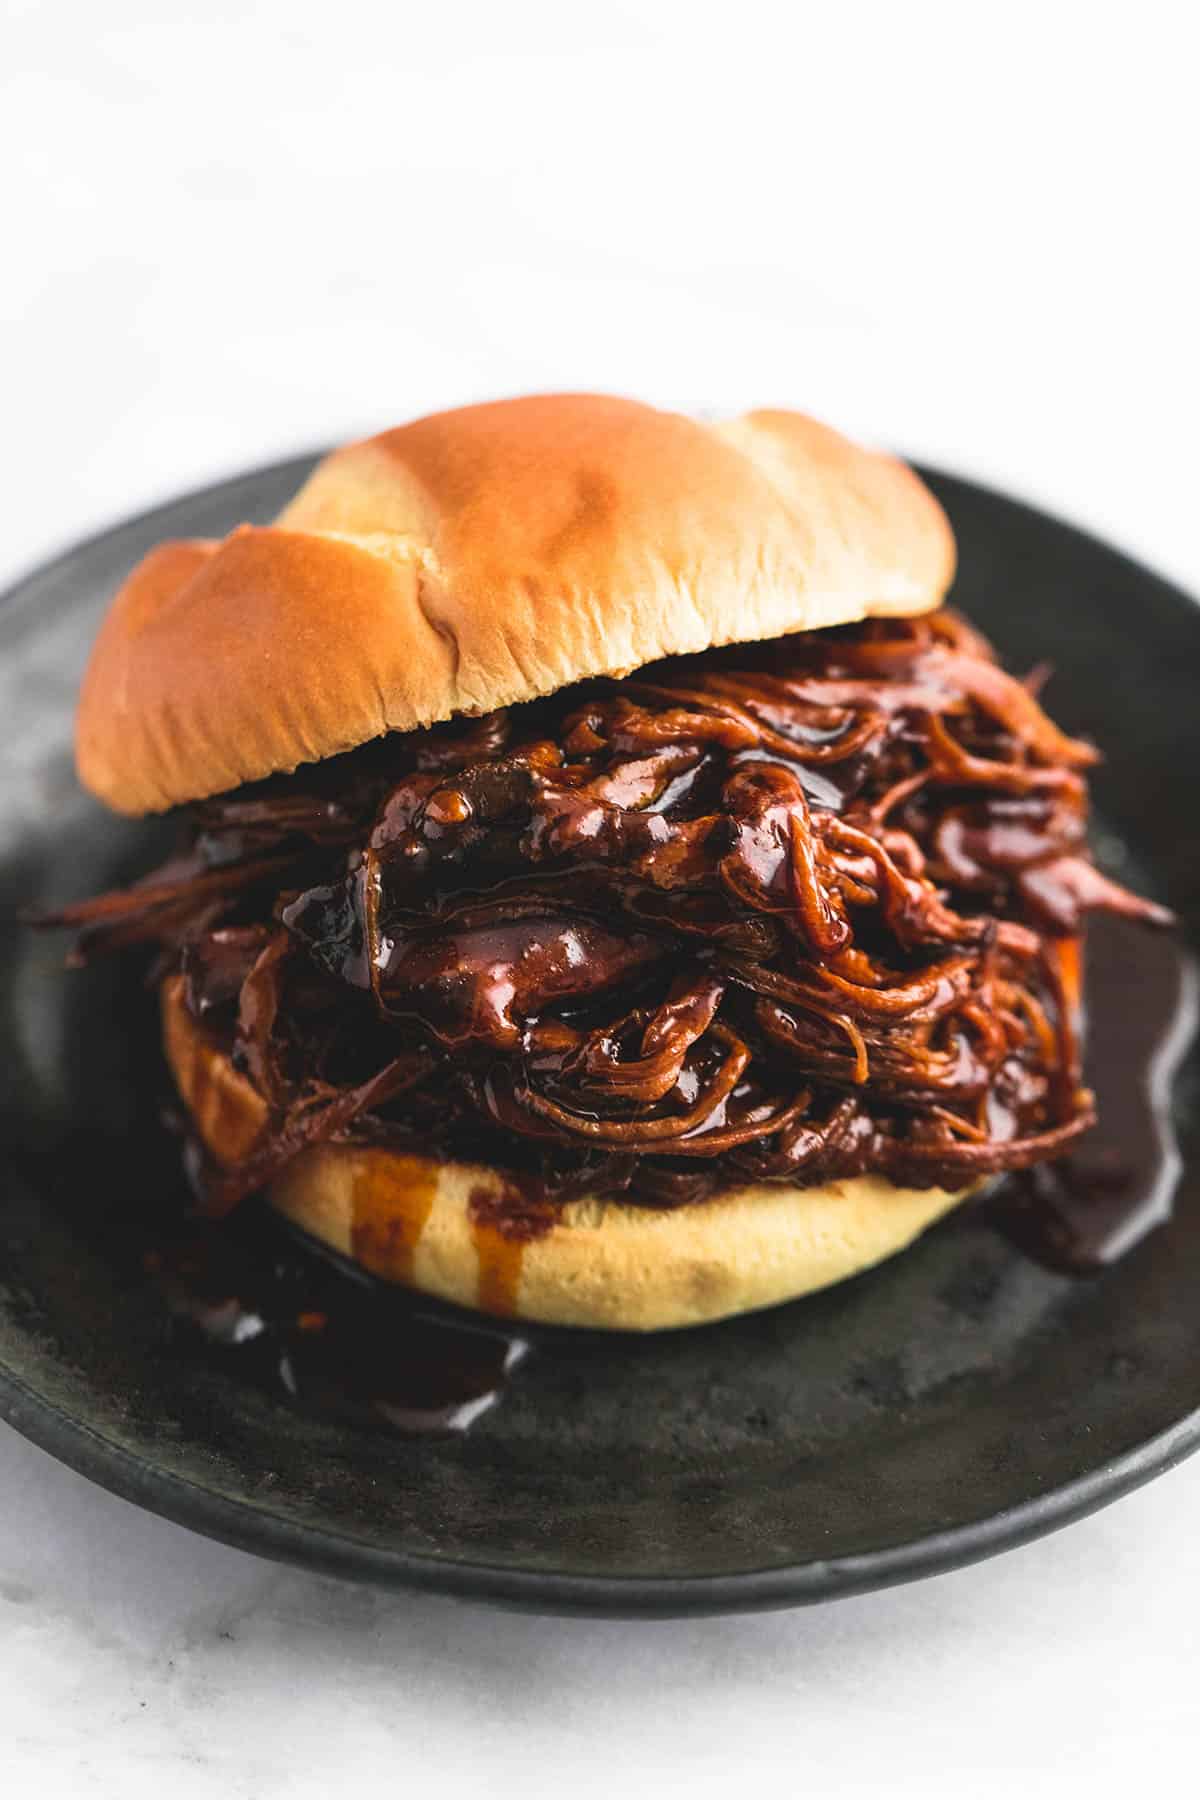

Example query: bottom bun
[161,976,970,1331]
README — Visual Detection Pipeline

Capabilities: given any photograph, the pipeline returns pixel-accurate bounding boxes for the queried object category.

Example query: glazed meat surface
[53,610,1169,1214]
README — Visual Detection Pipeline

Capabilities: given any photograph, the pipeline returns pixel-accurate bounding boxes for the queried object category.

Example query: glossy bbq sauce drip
[147,916,1193,1434]
[148,1208,528,1437]
[989,912,1196,1270]
[349,1155,438,1285]
[467,1177,558,1317]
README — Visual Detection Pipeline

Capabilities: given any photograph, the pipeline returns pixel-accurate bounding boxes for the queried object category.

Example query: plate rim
[3,1352,1199,1617]
[3,449,1199,1618]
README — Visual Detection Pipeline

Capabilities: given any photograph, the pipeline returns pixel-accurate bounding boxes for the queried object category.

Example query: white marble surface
[2,1425,1200,1798]
[2,4,1198,1793]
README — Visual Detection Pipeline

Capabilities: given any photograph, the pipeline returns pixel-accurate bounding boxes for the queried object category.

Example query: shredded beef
[44,610,1171,1215]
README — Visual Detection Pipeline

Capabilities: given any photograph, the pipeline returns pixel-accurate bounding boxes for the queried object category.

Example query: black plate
[2,455,1198,1618]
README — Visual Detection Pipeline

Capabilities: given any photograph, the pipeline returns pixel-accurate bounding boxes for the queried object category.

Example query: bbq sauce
[989,911,1196,1270]
[47,613,1176,1204]
[467,1178,557,1317]
[147,1208,527,1436]
[145,913,1193,1436]
[350,1155,438,1285]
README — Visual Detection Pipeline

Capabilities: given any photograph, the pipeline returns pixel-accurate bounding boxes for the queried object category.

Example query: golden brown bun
[161,977,969,1332]
[78,395,955,816]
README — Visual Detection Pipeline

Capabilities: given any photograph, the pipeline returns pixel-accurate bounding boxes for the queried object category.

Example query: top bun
[75,394,956,815]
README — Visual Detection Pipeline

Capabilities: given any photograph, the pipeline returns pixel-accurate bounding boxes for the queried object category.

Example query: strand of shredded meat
[45,610,1171,1216]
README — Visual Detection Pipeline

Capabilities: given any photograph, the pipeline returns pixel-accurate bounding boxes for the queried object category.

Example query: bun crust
[78,395,955,815]
[161,976,969,1332]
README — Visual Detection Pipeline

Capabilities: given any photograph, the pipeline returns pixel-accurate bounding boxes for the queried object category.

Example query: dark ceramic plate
[2,456,1199,1618]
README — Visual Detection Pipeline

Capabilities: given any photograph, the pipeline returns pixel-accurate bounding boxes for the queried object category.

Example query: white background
[2,3,1198,1793]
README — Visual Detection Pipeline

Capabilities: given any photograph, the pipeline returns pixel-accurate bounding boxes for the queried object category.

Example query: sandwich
[51,394,1168,1329]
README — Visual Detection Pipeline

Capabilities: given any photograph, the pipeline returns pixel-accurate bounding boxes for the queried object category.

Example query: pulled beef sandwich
[54,394,1169,1330]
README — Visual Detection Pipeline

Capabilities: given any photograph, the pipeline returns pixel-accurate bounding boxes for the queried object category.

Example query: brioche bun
[77,394,954,816]
[161,976,969,1332]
